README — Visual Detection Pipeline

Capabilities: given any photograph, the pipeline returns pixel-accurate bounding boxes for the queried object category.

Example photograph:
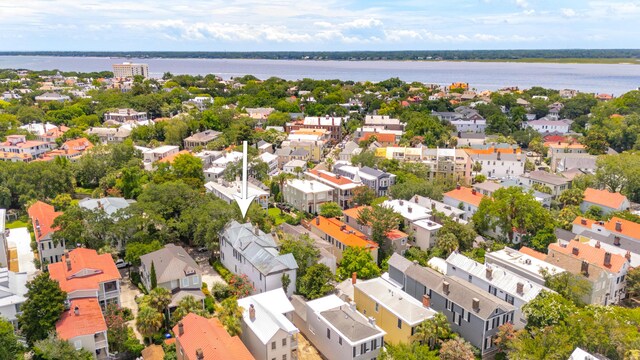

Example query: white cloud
[561,8,577,17]
[515,0,529,9]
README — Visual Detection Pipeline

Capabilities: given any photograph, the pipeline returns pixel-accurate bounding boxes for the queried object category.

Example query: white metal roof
[237,288,298,344]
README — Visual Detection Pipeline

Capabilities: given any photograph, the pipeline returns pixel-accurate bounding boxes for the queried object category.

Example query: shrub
[211,282,232,301]
[204,297,215,314]
[213,261,232,282]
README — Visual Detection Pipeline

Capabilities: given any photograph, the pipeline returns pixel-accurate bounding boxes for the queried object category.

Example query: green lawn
[5,220,29,229]
[267,208,287,226]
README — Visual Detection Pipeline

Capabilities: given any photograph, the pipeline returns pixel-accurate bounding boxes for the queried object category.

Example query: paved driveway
[119,273,143,341]
[200,261,226,287]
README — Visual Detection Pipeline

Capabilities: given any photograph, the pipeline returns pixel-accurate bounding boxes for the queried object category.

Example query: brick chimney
[316,217,320,225]
[472,298,480,312]
[485,267,493,279]
[472,189,477,195]
[614,236,621,246]
[66,258,72,271]
[615,221,622,232]
[254,224,260,236]
[443,281,450,294]
[595,241,601,249]
[572,247,579,256]
[516,282,524,295]
[414,196,419,203]
[456,184,461,190]
[604,252,612,267]
[196,349,204,360]
[352,272,357,285]
[408,206,412,213]
[581,260,589,276]
[74,305,79,316]
[422,295,431,308]
[249,304,256,321]
[581,218,587,225]
[626,251,632,262]
[178,322,184,336]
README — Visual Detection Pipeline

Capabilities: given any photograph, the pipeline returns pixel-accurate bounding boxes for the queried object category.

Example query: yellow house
[353,277,436,344]
[375,147,423,161]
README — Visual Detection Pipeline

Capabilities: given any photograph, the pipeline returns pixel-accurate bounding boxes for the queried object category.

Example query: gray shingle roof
[78,197,135,216]
[321,306,382,342]
[140,244,201,284]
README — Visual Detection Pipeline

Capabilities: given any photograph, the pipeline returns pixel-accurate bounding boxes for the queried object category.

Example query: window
[272,341,276,350]
[505,294,514,305]
[282,338,287,346]
[375,303,379,312]
[327,328,331,339]
[74,340,82,350]
[397,318,402,329]
[192,275,199,285]
[339,337,342,345]
[353,347,356,358]
[48,242,52,250]
[282,355,287,360]
[466,311,471,322]
[468,274,472,282]
[181,278,189,288]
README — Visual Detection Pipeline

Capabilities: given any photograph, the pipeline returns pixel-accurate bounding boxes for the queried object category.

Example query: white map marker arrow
[233,141,256,219]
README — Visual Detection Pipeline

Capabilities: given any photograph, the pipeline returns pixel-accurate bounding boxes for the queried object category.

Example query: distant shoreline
[0,50,639,65]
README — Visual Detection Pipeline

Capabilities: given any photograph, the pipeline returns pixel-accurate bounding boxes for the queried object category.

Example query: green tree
[558,187,584,206]
[33,334,93,360]
[337,246,381,281]
[380,343,439,360]
[584,128,609,155]
[543,270,593,307]
[281,273,291,294]
[473,187,551,242]
[437,216,478,252]
[104,304,129,354]
[438,338,475,360]
[19,273,67,345]
[136,306,164,343]
[352,186,376,206]
[171,295,207,326]
[319,202,343,218]
[125,241,163,266]
[411,312,451,350]
[150,261,157,290]
[627,267,640,299]
[297,263,334,300]
[434,233,459,256]
[522,291,577,330]
[216,297,243,336]
[51,193,74,211]
[529,224,557,253]
[357,205,402,249]
[0,318,23,360]
[146,287,172,314]
[279,234,320,277]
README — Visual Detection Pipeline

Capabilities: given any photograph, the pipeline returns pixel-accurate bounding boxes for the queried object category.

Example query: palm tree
[216,297,244,336]
[147,287,172,313]
[435,233,459,255]
[272,172,295,202]
[412,313,451,350]
[136,306,163,344]
[172,295,206,326]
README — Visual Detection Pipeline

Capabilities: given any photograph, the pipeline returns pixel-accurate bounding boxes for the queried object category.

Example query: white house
[469,151,524,179]
[524,118,572,134]
[237,288,299,360]
[519,171,571,197]
[485,247,565,287]
[381,199,442,250]
[219,221,298,297]
[442,186,486,221]
[445,252,549,328]
[291,294,386,360]
[205,180,269,209]
[283,179,333,214]
[27,201,66,266]
[258,152,279,176]
[0,268,27,329]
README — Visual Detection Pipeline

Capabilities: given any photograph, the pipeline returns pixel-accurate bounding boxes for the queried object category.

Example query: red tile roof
[307,169,357,186]
[444,187,486,207]
[386,229,408,241]
[583,188,628,209]
[173,313,254,360]
[56,298,107,340]
[573,216,640,241]
[519,246,547,261]
[27,201,62,242]
[48,248,121,293]
[310,216,378,249]
[465,147,521,155]
[343,206,369,220]
[359,133,396,144]
[549,240,627,273]
[157,150,191,164]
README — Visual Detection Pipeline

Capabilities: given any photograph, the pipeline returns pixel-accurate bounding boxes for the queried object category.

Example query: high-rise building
[112,62,149,79]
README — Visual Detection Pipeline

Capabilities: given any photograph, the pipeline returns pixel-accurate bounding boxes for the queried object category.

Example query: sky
[0,0,639,51]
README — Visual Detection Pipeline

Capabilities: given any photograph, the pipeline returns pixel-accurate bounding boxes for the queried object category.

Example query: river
[0,56,638,94]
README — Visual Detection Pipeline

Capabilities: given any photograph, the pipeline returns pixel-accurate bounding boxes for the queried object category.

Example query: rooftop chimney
[604,252,612,267]
[399,200,404,206]
[178,322,184,336]
[340,225,347,231]
[74,306,79,316]
[572,247,579,256]
[615,221,622,232]
[486,267,493,279]
[316,217,320,225]
[472,298,480,311]
[472,189,477,195]
[614,236,621,246]
[368,316,376,327]
[595,241,601,249]
[443,281,450,294]
[414,196,419,203]
[66,259,72,271]
[456,184,461,190]
[352,272,357,285]
[626,251,632,262]
[196,348,204,360]
[422,295,431,308]
[581,260,589,276]
[249,304,256,321]
[516,282,524,295]
[408,207,412,213]
[580,219,587,225]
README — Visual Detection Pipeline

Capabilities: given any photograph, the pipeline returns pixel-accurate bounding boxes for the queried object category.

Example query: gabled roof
[548,240,627,273]
[56,298,107,340]
[140,244,201,284]
[173,314,254,360]
[27,201,62,242]
[237,288,298,344]
[520,170,570,186]
[573,216,640,241]
[78,197,135,216]
[310,216,378,249]
[48,248,121,293]
[443,187,486,207]
[583,188,628,209]
[518,246,547,261]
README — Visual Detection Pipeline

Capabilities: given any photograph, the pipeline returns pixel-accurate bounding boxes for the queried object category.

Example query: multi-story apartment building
[0,268,27,329]
[363,115,405,131]
[27,201,66,266]
[445,252,549,328]
[309,216,379,263]
[354,277,436,345]
[443,185,486,221]
[56,298,110,359]
[305,169,362,209]
[237,289,299,360]
[49,248,121,309]
[183,130,222,150]
[333,163,396,197]
[388,254,516,358]
[112,62,149,79]
[381,200,442,250]
[103,108,148,123]
[0,135,54,160]
[485,247,566,287]
[421,148,472,184]
[286,116,345,142]
[283,179,333,214]
[219,221,298,297]
[468,151,524,179]
[292,294,386,360]
[519,170,571,197]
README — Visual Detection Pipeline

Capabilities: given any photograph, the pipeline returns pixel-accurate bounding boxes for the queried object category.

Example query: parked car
[115,259,130,269]
[196,247,209,253]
